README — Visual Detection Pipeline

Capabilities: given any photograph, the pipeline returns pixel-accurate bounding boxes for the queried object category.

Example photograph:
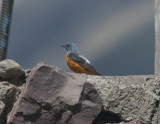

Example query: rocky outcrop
[87,75,160,124]
[0,59,26,124]
[0,82,16,124]
[0,59,159,124]
[7,63,102,124]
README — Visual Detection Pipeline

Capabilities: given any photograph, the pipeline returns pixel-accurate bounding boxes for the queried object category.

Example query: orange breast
[66,53,87,74]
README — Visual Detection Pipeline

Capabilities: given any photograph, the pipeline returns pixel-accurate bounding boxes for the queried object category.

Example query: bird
[61,42,101,75]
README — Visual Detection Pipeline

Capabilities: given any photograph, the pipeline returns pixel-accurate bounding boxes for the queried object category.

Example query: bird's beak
[60,45,66,48]
[60,45,67,50]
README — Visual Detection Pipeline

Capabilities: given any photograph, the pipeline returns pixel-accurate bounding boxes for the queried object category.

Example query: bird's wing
[79,55,91,64]
[69,54,101,75]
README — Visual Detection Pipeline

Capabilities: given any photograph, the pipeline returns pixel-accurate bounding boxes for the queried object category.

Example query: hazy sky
[0,0,154,75]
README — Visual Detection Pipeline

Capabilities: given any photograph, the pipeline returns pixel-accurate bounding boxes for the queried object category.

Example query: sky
[0,0,155,75]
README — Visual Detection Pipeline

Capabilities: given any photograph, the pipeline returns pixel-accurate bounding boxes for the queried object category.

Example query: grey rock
[68,82,102,124]
[119,120,142,124]
[0,101,5,115]
[24,69,31,77]
[0,101,5,124]
[7,63,102,124]
[0,59,25,79]
[86,75,160,124]
[1,61,158,124]
[0,81,17,124]
[57,111,72,124]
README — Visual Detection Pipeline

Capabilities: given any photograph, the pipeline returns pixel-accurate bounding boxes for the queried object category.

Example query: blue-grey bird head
[61,42,79,54]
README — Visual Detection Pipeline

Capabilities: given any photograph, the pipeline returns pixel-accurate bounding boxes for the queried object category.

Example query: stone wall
[0,59,159,124]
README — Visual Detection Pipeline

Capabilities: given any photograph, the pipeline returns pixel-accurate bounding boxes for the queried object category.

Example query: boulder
[0,60,158,124]
[0,59,25,80]
[86,75,160,124]
[7,63,102,124]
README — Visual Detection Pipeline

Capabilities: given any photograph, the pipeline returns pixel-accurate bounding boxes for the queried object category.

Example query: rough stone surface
[24,69,31,77]
[86,75,160,124]
[68,83,102,124]
[119,120,142,124]
[0,81,17,124]
[0,59,25,79]
[0,60,27,124]
[0,101,5,115]
[0,60,158,124]
[7,63,102,124]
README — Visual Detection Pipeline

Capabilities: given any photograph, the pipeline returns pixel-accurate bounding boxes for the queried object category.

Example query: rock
[0,101,5,123]
[57,110,72,124]
[0,60,26,124]
[0,81,17,124]
[7,63,102,124]
[0,59,25,79]
[86,75,160,124]
[0,101,5,115]
[119,120,142,124]
[68,82,102,124]
[24,69,31,77]
[0,60,158,124]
